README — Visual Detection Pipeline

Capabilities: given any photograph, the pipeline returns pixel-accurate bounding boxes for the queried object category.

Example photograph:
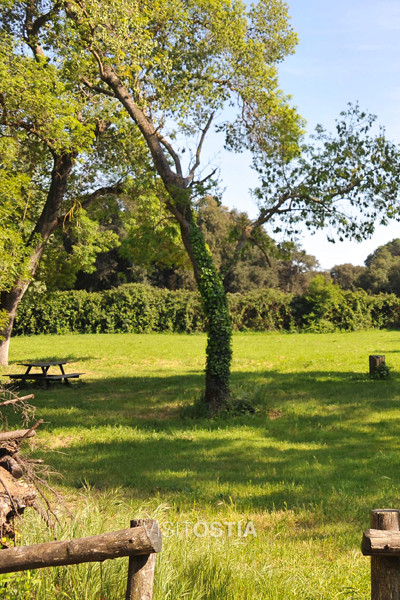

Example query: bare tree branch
[189,112,215,179]
[20,419,43,441]
[81,77,116,98]
[57,181,125,226]
[193,167,218,187]
[154,130,183,177]
[0,395,34,408]
[90,48,106,79]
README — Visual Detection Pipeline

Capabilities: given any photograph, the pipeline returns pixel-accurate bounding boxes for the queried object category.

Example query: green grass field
[1,330,400,599]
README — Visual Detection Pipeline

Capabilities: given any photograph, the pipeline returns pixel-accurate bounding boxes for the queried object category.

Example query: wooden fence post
[126,519,159,600]
[370,509,400,600]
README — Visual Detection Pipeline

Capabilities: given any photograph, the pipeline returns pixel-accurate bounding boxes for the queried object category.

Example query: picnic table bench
[4,361,84,387]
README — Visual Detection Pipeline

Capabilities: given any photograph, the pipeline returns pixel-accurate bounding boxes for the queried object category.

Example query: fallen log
[0,521,162,573]
[0,390,54,539]
[0,467,37,540]
[0,430,36,442]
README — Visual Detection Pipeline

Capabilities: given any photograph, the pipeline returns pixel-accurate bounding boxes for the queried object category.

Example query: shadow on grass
[10,368,400,524]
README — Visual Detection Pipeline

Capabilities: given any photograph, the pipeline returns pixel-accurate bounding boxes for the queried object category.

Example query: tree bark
[0,152,74,365]
[0,284,30,366]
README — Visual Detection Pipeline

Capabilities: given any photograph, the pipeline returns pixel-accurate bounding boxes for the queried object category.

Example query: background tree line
[14,278,400,336]
[31,192,400,300]
[331,239,400,295]
[34,195,319,296]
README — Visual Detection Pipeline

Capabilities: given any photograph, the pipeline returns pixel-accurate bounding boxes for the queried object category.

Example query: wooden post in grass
[125,520,159,600]
[369,355,386,376]
[362,509,400,600]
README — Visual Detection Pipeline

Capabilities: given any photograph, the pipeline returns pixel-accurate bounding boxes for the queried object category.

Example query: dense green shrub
[229,288,294,331]
[14,285,204,336]
[13,281,400,336]
[291,276,400,332]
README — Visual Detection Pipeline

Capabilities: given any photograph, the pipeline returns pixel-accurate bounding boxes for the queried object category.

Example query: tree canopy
[330,263,365,291]
[357,239,400,295]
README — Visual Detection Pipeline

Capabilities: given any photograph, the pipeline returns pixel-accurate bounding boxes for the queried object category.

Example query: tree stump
[369,355,386,376]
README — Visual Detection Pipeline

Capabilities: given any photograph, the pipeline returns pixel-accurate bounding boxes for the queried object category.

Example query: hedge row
[13,282,400,336]
[14,285,204,335]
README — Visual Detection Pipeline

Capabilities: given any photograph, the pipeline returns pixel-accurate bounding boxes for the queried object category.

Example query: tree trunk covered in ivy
[180,208,232,410]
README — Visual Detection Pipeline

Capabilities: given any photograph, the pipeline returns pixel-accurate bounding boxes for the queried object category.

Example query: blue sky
[213,0,400,269]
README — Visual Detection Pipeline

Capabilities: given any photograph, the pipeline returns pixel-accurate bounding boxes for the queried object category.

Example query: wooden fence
[7,509,400,599]
[0,518,161,600]
[362,508,400,599]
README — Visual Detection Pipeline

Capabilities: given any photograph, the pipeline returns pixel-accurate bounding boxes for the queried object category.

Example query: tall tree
[55,0,303,410]
[0,30,85,363]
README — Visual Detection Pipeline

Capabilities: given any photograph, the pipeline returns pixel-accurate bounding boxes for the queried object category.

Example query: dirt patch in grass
[268,409,283,420]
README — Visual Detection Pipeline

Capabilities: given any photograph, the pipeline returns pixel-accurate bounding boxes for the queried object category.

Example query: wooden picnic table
[4,361,84,387]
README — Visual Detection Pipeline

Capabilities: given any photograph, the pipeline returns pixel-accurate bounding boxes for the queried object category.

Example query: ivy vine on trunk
[187,211,232,409]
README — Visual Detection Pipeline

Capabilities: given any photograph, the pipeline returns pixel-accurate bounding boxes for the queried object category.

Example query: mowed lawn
[2,330,400,599]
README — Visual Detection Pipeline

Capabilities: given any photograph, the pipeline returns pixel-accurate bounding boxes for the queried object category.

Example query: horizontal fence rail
[363,529,400,556]
[0,518,161,600]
